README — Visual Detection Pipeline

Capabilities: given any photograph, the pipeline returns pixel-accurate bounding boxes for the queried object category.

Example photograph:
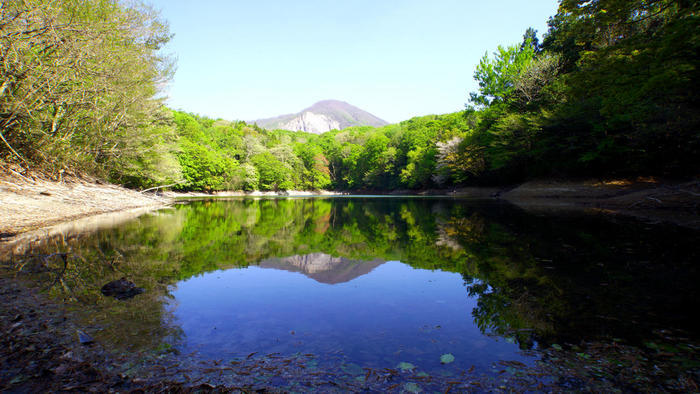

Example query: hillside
[253,100,388,134]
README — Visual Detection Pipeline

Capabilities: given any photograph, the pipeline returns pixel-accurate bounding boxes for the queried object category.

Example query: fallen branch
[140,182,185,194]
[4,166,35,184]
[0,130,27,163]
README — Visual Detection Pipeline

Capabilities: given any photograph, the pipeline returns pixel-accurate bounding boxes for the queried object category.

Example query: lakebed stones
[100,278,144,300]
[77,329,94,345]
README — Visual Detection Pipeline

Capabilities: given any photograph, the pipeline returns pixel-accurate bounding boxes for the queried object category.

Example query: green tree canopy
[470,41,536,107]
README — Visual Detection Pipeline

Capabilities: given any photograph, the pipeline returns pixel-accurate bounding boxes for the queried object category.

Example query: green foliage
[521,27,540,52]
[294,143,331,190]
[400,146,436,188]
[462,0,699,180]
[109,109,183,189]
[251,152,293,191]
[233,163,260,191]
[537,0,700,174]
[0,0,174,176]
[177,139,238,191]
[318,113,485,190]
[470,41,536,107]
[142,110,335,192]
[146,108,497,192]
[3,0,695,189]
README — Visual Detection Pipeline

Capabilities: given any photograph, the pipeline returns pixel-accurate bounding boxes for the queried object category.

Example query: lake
[5,197,699,391]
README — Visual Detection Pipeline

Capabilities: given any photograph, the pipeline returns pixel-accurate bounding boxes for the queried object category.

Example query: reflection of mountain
[14,197,700,356]
[259,253,385,284]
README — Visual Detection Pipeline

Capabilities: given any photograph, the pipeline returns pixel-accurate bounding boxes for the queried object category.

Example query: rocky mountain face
[253,100,388,134]
[259,253,385,284]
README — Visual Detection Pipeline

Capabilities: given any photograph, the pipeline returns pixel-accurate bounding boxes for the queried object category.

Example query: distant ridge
[253,100,388,134]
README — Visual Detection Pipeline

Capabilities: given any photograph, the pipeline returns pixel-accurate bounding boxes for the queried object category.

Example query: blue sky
[149,0,560,123]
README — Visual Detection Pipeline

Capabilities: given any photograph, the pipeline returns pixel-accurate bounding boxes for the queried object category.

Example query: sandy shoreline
[0,176,170,238]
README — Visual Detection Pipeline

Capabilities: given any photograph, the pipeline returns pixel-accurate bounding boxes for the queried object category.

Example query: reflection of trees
[466,277,557,349]
[8,211,186,352]
[445,207,700,349]
[14,199,554,352]
[436,213,485,250]
[9,197,699,354]
[433,210,560,349]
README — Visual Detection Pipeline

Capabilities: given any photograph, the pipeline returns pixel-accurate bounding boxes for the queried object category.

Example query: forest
[1,0,698,192]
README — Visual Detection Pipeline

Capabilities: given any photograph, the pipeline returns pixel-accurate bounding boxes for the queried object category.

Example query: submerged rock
[100,278,144,300]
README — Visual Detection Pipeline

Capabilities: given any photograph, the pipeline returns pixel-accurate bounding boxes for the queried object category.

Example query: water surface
[4,197,699,389]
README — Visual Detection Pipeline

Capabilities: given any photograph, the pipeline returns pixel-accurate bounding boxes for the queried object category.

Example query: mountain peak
[254,100,388,134]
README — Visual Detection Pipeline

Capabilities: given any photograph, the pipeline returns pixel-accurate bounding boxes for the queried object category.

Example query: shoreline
[0,175,170,239]
[499,179,700,229]
[2,177,698,243]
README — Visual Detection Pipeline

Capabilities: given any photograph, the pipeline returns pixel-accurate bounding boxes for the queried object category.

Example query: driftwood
[140,182,185,194]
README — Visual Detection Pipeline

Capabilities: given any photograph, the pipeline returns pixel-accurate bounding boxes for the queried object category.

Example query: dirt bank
[0,175,170,238]
[500,178,700,229]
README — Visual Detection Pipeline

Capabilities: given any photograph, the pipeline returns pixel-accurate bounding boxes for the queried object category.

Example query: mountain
[253,100,388,134]
[258,253,385,284]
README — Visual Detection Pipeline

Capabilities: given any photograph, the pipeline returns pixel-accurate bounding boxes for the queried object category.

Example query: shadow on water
[1,197,699,391]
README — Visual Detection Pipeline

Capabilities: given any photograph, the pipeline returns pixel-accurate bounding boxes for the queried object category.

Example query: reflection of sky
[169,261,532,372]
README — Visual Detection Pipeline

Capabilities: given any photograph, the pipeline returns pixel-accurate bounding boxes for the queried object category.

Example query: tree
[110,108,184,189]
[469,41,536,107]
[0,0,174,176]
[521,27,540,52]
[178,140,238,191]
[400,146,436,189]
[251,151,292,191]
[541,0,700,173]
[234,163,259,191]
[432,137,485,185]
[511,54,562,110]
[294,143,331,189]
